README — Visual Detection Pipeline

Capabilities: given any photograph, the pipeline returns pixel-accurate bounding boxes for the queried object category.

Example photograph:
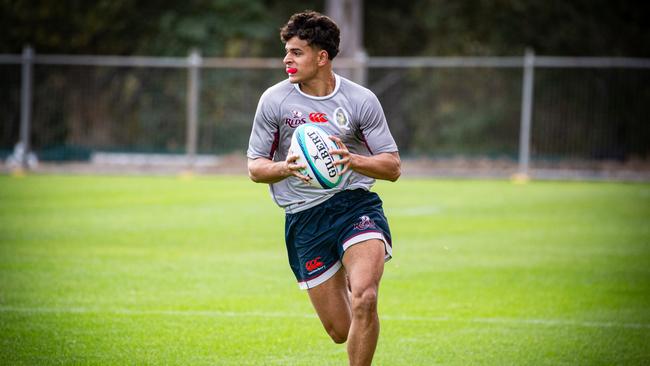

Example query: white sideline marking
[383,314,650,329]
[1,305,649,330]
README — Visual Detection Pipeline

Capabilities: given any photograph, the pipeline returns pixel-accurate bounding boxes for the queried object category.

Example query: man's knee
[327,327,348,344]
[351,287,378,316]
[324,321,349,344]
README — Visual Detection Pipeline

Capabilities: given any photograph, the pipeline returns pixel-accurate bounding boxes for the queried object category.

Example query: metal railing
[2,46,649,176]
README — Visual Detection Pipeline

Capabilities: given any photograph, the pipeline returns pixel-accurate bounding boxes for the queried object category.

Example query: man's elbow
[247,160,262,183]
[248,167,270,183]
[387,154,401,182]
[383,156,401,182]
[248,169,260,183]
[388,165,401,182]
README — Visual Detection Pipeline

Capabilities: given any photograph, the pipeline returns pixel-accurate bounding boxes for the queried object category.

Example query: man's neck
[299,69,336,97]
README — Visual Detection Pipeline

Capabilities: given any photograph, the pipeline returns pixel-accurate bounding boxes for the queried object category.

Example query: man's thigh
[342,239,385,293]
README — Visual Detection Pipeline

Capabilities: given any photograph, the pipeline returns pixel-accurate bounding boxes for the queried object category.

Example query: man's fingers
[284,153,310,183]
[293,170,311,183]
[331,152,351,175]
[286,154,307,170]
[333,155,348,165]
[328,135,346,150]
[337,155,350,174]
[289,162,306,170]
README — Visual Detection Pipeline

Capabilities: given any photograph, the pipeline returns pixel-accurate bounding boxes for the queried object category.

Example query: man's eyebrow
[285,47,303,52]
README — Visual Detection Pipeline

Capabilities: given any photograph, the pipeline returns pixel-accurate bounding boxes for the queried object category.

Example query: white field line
[1,305,648,330]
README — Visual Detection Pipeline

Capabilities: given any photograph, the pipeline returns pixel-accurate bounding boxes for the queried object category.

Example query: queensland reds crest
[333,107,350,130]
[353,215,376,230]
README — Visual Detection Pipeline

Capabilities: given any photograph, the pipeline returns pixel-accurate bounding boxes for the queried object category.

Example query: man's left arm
[330,91,401,182]
[330,136,401,182]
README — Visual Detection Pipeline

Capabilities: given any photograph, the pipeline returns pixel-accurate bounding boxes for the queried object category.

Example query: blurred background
[1,0,649,179]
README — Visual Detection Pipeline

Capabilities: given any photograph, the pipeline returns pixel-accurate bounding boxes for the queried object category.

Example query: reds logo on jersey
[309,112,328,123]
[285,110,307,127]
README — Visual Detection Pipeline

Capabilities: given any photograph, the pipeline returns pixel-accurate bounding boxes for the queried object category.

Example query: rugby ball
[289,124,343,189]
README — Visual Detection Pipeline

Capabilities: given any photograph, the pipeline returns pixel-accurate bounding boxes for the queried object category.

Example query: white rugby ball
[289,124,343,189]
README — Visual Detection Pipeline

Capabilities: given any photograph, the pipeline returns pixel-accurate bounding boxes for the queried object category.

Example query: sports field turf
[0,174,649,365]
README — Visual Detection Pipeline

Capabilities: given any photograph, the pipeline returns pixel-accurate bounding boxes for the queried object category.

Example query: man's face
[283,36,325,83]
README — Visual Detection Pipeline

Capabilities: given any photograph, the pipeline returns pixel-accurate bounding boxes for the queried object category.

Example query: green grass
[1,174,649,365]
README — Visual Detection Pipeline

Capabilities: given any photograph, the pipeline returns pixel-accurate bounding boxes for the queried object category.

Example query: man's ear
[318,50,329,66]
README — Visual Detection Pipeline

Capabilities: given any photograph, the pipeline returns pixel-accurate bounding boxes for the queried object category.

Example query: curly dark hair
[280,10,340,60]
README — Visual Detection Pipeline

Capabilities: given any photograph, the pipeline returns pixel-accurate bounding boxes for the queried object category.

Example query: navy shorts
[285,189,393,290]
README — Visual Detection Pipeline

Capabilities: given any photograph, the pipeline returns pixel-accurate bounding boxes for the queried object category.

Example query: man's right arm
[248,86,310,185]
[248,156,309,184]
[248,157,290,183]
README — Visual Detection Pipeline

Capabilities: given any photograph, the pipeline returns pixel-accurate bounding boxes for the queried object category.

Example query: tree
[363,0,650,57]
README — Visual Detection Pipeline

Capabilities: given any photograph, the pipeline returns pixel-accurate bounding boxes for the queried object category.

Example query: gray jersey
[247,74,398,213]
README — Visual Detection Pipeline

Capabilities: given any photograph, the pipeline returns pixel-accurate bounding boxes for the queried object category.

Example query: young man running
[247,10,400,366]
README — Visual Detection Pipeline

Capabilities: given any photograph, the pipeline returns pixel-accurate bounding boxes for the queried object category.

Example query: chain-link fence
[2,48,649,177]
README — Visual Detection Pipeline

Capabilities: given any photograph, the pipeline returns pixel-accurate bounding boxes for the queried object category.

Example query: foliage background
[1,0,649,162]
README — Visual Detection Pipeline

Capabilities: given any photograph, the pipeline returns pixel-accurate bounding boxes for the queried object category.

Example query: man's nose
[283,54,292,64]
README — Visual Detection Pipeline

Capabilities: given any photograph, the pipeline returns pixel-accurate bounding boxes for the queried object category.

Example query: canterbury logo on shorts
[305,256,325,272]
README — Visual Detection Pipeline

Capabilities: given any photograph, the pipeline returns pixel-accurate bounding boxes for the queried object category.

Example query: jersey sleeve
[247,91,280,160]
[358,92,398,155]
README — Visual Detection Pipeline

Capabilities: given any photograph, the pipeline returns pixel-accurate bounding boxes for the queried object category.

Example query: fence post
[517,48,535,180]
[326,0,367,85]
[19,45,34,170]
[354,49,368,87]
[186,49,201,168]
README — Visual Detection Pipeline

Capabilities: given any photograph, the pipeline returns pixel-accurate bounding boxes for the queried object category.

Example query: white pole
[517,48,535,181]
[186,49,201,168]
[19,45,34,170]
[326,0,366,85]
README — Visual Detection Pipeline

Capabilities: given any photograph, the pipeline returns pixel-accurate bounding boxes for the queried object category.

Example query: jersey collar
[293,74,341,100]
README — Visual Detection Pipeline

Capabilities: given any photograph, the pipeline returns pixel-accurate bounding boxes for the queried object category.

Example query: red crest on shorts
[305,256,324,272]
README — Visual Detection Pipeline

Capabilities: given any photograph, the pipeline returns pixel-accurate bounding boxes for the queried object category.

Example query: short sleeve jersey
[247,74,398,213]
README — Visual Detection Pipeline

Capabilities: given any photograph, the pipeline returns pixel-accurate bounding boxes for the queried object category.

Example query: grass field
[1,174,649,365]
